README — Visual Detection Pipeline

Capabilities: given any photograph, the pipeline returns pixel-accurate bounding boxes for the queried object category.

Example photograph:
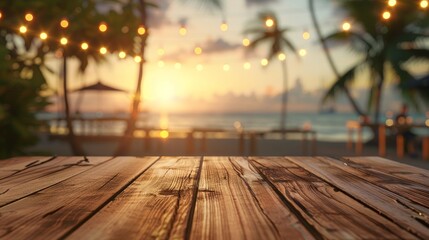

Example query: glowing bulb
[261,58,269,66]
[220,22,228,32]
[99,23,108,32]
[196,64,203,71]
[243,62,251,70]
[25,13,34,22]
[157,48,165,56]
[302,31,311,40]
[60,19,69,28]
[174,62,182,69]
[81,42,89,50]
[0,12,3,19]
[60,37,68,45]
[265,18,274,28]
[39,32,48,40]
[421,0,428,8]
[388,0,396,7]
[19,25,27,34]
[223,64,230,71]
[118,51,126,59]
[158,60,165,68]
[99,47,107,55]
[342,21,351,31]
[242,38,250,47]
[299,49,307,57]
[137,26,146,35]
[179,26,187,36]
[160,130,169,139]
[194,47,202,55]
[278,53,286,61]
[382,11,391,20]
[134,56,142,63]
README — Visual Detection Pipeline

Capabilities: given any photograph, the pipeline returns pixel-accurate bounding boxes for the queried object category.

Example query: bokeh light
[60,37,68,45]
[25,13,34,22]
[60,19,69,28]
[39,32,48,40]
[81,42,89,50]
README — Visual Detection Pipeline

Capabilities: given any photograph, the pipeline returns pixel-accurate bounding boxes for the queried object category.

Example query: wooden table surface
[1,156,428,239]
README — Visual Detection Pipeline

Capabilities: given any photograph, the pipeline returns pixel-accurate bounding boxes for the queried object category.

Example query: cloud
[200,38,241,54]
[162,38,241,62]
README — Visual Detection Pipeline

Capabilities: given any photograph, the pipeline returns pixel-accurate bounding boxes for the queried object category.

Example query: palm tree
[322,0,429,124]
[308,0,367,118]
[245,11,297,130]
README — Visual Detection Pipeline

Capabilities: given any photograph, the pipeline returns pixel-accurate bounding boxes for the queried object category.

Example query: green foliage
[0,43,49,159]
[324,0,429,113]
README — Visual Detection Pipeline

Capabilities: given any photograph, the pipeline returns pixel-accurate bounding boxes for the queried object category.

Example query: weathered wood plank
[0,157,111,207]
[191,157,312,240]
[228,157,315,239]
[286,156,429,239]
[315,156,429,216]
[0,156,49,169]
[68,157,201,240]
[344,156,429,187]
[250,157,417,240]
[0,157,158,239]
[0,156,56,179]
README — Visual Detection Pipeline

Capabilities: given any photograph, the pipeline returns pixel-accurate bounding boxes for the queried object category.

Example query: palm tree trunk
[115,1,148,155]
[62,53,85,155]
[308,0,366,117]
[280,60,288,130]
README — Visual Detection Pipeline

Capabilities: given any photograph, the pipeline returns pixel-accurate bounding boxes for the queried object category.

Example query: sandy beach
[25,133,429,170]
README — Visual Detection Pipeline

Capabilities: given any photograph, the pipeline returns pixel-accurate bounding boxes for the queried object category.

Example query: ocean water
[37,111,429,142]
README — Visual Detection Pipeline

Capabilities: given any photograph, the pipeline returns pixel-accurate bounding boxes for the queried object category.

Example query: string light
[421,0,428,8]
[60,19,69,28]
[223,64,230,71]
[382,10,391,20]
[299,49,307,57]
[387,0,396,7]
[60,37,68,45]
[194,47,202,55]
[81,42,89,50]
[265,18,274,28]
[137,26,146,35]
[278,53,286,61]
[243,62,251,70]
[242,38,250,47]
[220,21,228,32]
[134,56,142,63]
[99,23,108,32]
[261,58,269,66]
[19,25,27,34]
[25,13,34,22]
[99,47,108,55]
[302,30,310,40]
[179,26,187,36]
[39,32,48,40]
[342,21,351,31]
[118,51,126,59]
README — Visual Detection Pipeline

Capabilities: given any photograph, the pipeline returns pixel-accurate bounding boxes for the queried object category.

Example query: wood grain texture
[191,157,311,240]
[344,156,429,187]
[250,157,417,240]
[0,157,158,239]
[228,157,315,240]
[68,157,201,240]
[0,156,56,179]
[286,156,428,239]
[314,156,429,217]
[0,157,110,207]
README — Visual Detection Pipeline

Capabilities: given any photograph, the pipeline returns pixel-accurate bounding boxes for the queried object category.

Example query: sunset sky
[43,0,423,113]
